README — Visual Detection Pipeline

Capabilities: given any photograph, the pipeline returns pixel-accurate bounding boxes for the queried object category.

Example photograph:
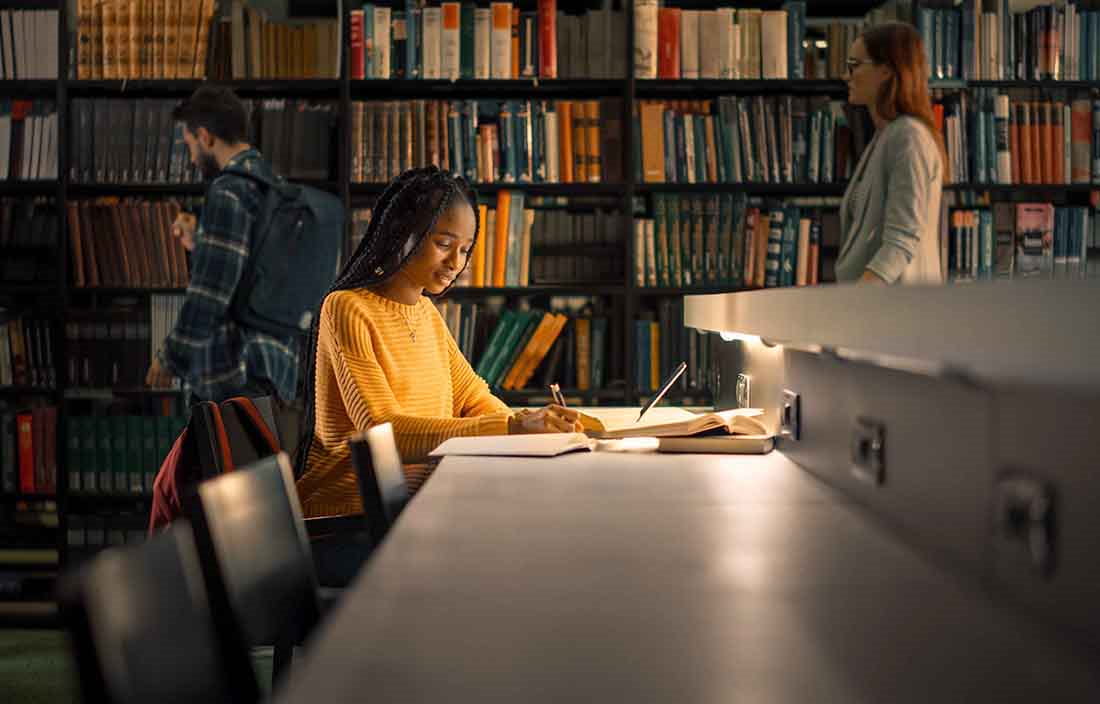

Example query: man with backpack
[145,86,343,405]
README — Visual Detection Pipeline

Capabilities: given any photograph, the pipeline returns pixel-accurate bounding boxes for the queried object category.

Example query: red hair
[860,22,950,182]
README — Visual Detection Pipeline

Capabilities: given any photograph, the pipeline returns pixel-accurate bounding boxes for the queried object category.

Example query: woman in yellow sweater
[295,166,580,520]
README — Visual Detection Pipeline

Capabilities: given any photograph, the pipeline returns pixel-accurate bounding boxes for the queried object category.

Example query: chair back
[59,523,258,704]
[349,423,409,545]
[186,453,322,648]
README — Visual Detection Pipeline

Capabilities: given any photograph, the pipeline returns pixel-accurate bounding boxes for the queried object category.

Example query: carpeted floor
[0,629,274,703]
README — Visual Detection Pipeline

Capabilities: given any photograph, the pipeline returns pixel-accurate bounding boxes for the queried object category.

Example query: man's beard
[197,150,221,181]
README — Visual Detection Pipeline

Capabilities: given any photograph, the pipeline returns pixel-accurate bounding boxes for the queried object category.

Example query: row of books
[65,296,183,390]
[253,100,338,181]
[223,0,340,79]
[350,2,626,80]
[936,93,1100,186]
[635,97,869,185]
[74,0,217,80]
[0,199,60,284]
[66,415,187,496]
[459,193,624,288]
[69,100,199,185]
[0,100,58,182]
[67,513,150,562]
[634,194,832,290]
[0,9,58,80]
[635,1,806,80]
[947,202,1100,282]
[640,298,712,396]
[0,316,54,390]
[0,407,58,495]
[350,99,621,185]
[918,0,1097,82]
[67,199,191,289]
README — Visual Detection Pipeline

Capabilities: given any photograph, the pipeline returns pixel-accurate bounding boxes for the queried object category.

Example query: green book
[667,195,682,287]
[459,2,476,79]
[127,416,144,495]
[590,316,608,389]
[111,417,129,494]
[142,417,158,495]
[81,417,97,494]
[96,417,112,495]
[487,310,537,389]
[67,417,82,494]
[475,309,517,378]
[654,194,668,287]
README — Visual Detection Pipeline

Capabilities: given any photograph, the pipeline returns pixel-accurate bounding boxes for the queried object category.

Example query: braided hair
[294,165,479,477]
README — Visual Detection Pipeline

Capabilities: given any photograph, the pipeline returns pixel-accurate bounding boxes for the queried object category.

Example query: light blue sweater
[835,115,944,284]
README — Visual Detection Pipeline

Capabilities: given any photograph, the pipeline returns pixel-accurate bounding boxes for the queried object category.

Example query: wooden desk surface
[278,452,1100,703]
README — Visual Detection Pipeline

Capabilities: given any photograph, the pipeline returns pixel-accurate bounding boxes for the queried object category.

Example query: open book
[578,407,768,439]
[429,433,595,458]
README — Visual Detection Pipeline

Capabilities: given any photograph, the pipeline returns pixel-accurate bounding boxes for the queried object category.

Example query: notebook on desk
[577,407,768,439]
[429,433,596,458]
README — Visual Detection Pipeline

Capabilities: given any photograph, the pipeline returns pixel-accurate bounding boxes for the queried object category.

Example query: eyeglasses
[845,58,876,73]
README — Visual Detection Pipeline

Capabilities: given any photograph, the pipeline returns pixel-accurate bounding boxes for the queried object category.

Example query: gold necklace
[396,304,422,342]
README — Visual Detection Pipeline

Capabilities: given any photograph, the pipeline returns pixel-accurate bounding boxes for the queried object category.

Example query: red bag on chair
[148,397,282,535]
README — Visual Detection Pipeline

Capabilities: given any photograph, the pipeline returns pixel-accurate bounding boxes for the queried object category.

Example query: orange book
[502,312,555,390]
[515,313,568,389]
[574,318,591,390]
[1041,101,1054,184]
[1009,100,1020,184]
[649,322,660,391]
[510,7,520,79]
[583,101,600,183]
[492,191,511,286]
[17,412,34,494]
[572,101,587,182]
[102,0,118,79]
[115,0,131,78]
[753,210,769,288]
[558,100,574,183]
[471,204,488,286]
[1052,101,1064,185]
[1020,102,1033,184]
[639,101,666,182]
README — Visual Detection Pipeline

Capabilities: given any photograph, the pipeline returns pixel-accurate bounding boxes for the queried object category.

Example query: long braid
[293,166,480,477]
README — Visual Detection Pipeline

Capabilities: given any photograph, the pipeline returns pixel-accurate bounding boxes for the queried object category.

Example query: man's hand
[172,212,198,252]
[145,357,175,388]
[508,405,583,434]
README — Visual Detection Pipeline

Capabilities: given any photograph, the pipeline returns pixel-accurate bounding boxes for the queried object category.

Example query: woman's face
[845,38,891,107]
[399,201,477,295]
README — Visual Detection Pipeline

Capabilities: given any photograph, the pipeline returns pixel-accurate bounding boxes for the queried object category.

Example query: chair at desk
[58,522,260,704]
[185,453,326,689]
[349,422,410,546]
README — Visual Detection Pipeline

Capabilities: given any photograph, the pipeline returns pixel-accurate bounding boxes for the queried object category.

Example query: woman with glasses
[836,22,948,284]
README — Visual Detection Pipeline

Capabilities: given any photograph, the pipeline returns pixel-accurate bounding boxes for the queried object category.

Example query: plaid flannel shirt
[159,149,300,402]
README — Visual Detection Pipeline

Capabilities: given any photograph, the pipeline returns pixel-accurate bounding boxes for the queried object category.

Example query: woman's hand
[859,269,887,284]
[508,405,583,434]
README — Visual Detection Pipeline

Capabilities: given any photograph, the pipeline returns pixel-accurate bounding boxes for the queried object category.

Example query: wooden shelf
[66,78,342,97]
[942,80,1100,90]
[68,180,339,196]
[350,78,622,99]
[0,180,57,196]
[351,182,625,197]
[0,80,57,97]
[64,387,184,400]
[69,287,187,295]
[445,285,625,297]
[634,182,847,196]
[636,79,847,97]
[945,184,1099,193]
[635,286,756,296]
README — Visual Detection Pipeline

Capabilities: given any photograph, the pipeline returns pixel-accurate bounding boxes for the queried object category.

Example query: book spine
[537,0,556,78]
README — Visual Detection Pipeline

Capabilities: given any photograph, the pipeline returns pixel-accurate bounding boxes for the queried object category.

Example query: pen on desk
[549,383,567,407]
[636,361,688,424]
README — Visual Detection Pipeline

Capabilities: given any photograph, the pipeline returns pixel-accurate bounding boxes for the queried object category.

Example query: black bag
[227,170,344,338]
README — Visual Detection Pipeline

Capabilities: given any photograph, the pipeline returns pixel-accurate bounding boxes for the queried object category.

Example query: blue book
[916,8,934,76]
[590,317,607,389]
[782,1,806,79]
[979,208,993,279]
[974,97,986,183]
[362,4,375,78]
[632,110,643,182]
[779,206,799,287]
[692,114,708,183]
[674,112,687,183]
[791,97,807,183]
[934,8,946,79]
[448,101,463,177]
[764,208,784,288]
[946,8,959,79]
[985,94,996,183]
[499,101,515,182]
[505,191,525,286]
[662,109,676,183]
[406,5,420,79]
[532,101,546,182]
[1053,208,1067,279]
[712,112,728,183]
[516,100,531,182]
[465,100,478,183]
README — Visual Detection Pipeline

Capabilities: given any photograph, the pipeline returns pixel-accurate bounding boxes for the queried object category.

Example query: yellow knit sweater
[296,288,512,518]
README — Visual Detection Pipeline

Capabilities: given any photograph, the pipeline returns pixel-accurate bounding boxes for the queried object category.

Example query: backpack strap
[220,396,282,456]
[190,401,235,477]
